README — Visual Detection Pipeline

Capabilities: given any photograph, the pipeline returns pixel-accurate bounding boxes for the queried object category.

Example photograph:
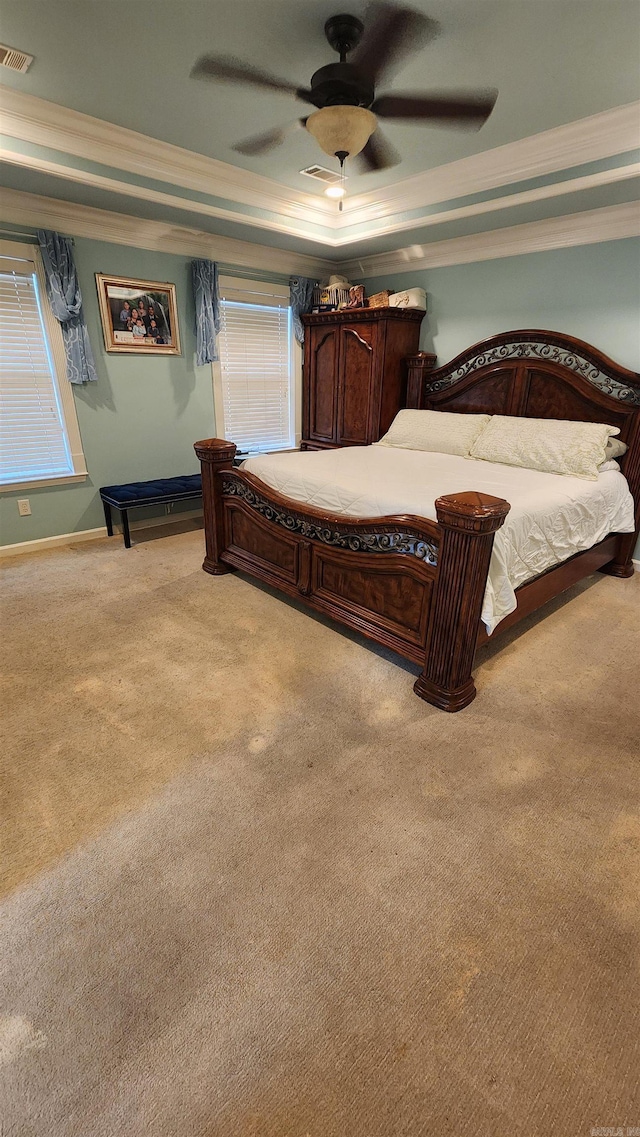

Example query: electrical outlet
[17,498,31,516]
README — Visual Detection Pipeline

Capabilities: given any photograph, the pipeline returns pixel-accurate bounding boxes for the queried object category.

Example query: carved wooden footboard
[194,438,510,711]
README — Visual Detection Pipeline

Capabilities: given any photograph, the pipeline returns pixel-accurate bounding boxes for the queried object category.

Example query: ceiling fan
[190,2,498,178]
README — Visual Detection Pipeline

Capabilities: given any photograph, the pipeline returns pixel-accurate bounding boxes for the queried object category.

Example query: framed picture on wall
[95,274,181,355]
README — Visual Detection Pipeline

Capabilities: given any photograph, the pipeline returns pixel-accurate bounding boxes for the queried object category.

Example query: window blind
[0,259,73,484]
[217,299,293,453]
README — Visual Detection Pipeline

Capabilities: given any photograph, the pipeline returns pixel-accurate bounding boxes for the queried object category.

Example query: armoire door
[337,323,376,445]
[307,327,339,443]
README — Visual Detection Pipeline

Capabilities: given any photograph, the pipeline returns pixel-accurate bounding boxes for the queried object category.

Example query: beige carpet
[1,526,639,1136]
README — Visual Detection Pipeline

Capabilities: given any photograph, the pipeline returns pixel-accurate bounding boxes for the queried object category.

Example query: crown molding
[339,101,640,228]
[4,143,637,251]
[0,85,333,224]
[333,162,640,245]
[340,201,640,277]
[2,188,637,283]
[1,85,639,249]
[0,147,332,245]
[0,187,334,276]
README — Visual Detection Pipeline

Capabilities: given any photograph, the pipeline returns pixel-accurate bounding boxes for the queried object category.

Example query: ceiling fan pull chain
[336,151,347,212]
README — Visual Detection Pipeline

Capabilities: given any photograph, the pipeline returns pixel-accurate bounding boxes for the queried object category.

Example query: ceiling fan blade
[372,90,498,129]
[356,129,400,173]
[233,120,307,157]
[352,3,439,86]
[191,55,317,106]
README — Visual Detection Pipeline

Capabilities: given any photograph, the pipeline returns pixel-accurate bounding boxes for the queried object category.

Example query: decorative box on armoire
[300,307,425,451]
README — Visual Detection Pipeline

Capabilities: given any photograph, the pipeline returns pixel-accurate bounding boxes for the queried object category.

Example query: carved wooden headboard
[406,329,640,553]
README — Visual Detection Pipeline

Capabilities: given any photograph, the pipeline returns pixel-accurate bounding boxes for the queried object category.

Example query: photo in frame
[95,274,181,355]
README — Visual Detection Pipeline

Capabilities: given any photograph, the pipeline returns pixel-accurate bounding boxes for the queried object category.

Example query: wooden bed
[195,330,640,711]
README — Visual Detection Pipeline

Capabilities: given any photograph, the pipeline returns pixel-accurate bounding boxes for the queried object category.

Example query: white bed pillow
[597,459,621,472]
[597,438,627,472]
[378,409,491,457]
[469,415,620,480]
[605,437,628,460]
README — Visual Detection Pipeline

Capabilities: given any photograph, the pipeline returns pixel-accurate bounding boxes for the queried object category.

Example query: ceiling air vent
[0,44,34,73]
[299,165,346,186]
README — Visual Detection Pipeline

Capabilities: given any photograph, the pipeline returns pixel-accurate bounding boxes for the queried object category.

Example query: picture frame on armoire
[95,274,181,355]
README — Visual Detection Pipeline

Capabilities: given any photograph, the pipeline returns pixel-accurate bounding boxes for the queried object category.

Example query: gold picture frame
[95,273,181,355]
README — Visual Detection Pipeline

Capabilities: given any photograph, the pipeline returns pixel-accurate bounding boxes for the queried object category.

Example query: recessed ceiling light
[325,185,346,199]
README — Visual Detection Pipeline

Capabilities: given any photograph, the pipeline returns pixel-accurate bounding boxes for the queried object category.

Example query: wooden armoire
[300,307,425,451]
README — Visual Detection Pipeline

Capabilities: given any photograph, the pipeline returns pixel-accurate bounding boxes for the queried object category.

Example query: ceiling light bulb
[325,185,346,199]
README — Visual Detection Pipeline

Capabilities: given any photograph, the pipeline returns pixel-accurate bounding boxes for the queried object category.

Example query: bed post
[405,352,437,409]
[600,533,637,578]
[415,492,510,712]
[601,434,640,578]
[194,438,237,575]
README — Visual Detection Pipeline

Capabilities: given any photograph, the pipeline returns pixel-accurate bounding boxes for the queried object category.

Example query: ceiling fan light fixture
[325,184,346,198]
[305,105,377,160]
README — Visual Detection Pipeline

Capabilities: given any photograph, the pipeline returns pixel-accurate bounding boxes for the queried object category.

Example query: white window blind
[0,255,74,485]
[217,293,293,454]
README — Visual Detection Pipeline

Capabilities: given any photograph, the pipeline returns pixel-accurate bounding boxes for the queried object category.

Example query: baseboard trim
[0,526,108,558]
[633,558,640,571]
[0,508,204,558]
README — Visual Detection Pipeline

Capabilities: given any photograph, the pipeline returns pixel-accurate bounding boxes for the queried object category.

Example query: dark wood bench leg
[102,500,113,537]
[121,509,131,549]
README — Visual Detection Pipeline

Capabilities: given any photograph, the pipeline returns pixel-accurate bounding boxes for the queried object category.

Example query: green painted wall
[0,235,216,546]
[362,239,640,370]
[362,238,640,558]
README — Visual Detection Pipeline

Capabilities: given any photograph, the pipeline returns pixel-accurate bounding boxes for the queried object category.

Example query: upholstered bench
[99,475,203,548]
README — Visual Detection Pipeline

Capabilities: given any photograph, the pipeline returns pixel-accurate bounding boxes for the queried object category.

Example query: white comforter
[243,446,635,634]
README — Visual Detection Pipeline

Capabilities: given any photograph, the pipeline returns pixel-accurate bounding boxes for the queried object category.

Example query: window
[0,240,87,490]
[214,278,299,454]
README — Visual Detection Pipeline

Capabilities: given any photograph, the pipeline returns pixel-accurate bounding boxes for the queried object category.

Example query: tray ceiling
[0,0,639,263]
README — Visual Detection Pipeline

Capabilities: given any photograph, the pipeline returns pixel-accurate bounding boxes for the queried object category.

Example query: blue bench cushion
[100,474,202,508]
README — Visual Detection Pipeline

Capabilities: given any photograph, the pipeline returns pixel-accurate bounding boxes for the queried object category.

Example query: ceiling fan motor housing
[310,62,374,108]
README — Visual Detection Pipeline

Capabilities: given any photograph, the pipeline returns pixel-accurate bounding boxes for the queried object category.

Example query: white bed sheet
[243,446,635,634]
